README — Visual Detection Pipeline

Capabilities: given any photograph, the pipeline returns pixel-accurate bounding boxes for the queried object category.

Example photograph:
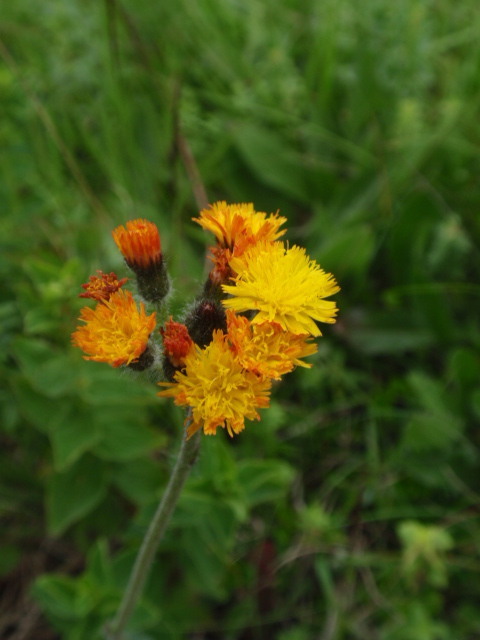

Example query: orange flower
[194,201,286,250]
[226,310,317,380]
[112,219,162,270]
[194,201,287,283]
[72,290,156,367]
[159,330,271,438]
[160,318,194,368]
[79,271,128,302]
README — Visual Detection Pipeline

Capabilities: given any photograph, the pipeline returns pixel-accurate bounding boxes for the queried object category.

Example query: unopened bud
[185,299,227,348]
[112,219,170,304]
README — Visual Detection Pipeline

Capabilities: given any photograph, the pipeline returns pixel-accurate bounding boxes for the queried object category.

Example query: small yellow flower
[193,201,286,250]
[225,310,317,380]
[112,219,162,270]
[222,242,340,337]
[158,330,271,438]
[72,290,156,367]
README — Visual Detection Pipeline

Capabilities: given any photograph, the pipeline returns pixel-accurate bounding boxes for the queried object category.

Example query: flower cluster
[72,204,340,438]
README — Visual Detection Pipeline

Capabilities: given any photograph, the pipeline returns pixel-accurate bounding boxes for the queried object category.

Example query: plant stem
[105,427,201,640]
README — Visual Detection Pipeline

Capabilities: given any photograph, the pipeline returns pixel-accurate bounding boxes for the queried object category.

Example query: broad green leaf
[111,458,165,505]
[33,575,78,621]
[49,407,100,471]
[174,490,239,545]
[237,459,295,507]
[172,492,239,600]
[180,532,227,600]
[92,409,163,461]
[13,378,69,434]
[448,348,480,389]
[408,371,449,416]
[11,336,52,371]
[11,337,78,397]
[46,456,108,535]
[78,366,156,407]
[402,412,462,452]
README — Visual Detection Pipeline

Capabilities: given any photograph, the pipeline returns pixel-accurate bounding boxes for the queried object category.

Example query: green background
[1,1,479,638]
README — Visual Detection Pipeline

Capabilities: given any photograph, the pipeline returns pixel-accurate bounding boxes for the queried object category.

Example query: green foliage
[398,521,454,588]
[1,0,480,638]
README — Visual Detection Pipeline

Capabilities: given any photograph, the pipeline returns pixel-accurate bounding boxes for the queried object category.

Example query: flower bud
[160,318,194,380]
[112,219,170,304]
[184,299,227,348]
[79,271,128,302]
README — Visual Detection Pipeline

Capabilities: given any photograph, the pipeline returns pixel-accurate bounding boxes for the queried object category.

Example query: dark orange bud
[112,219,162,270]
[79,271,128,302]
[160,318,194,368]
[208,246,234,286]
[112,219,169,303]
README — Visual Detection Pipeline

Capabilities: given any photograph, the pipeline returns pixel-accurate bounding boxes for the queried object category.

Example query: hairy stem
[105,427,201,639]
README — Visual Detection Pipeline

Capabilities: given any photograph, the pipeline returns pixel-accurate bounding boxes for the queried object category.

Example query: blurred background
[1,1,480,638]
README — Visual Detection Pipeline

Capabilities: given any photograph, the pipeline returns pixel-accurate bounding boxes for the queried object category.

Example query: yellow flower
[112,219,162,270]
[225,310,317,380]
[72,290,156,367]
[193,201,286,250]
[222,242,340,337]
[158,330,271,438]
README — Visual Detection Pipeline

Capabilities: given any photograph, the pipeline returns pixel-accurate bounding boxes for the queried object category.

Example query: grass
[1,0,480,638]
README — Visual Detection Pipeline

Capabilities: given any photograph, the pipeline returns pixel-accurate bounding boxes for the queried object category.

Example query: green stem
[105,427,201,640]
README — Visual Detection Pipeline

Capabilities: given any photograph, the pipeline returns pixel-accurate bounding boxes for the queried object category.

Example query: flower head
[225,310,317,380]
[112,219,162,270]
[72,290,156,367]
[222,242,340,337]
[194,202,287,287]
[193,201,287,250]
[160,318,194,368]
[79,271,128,302]
[158,330,271,438]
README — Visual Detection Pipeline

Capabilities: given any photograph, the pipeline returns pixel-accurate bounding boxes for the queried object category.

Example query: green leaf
[408,371,449,416]
[172,491,240,599]
[13,378,69,434]
[92,409,163,461]
[46,456,108,535]
[231,123,308,202]
[448,347,480,389]
[33,574,78,621]
[78,366,156,407]
[315,224,375,279]
[11,336,52,370]
[11,337,78,397]
[112,458,165,505]
[237,459,295,507]
[49,407,100,471]
[402,412,462,452]
[401,371,464,451]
